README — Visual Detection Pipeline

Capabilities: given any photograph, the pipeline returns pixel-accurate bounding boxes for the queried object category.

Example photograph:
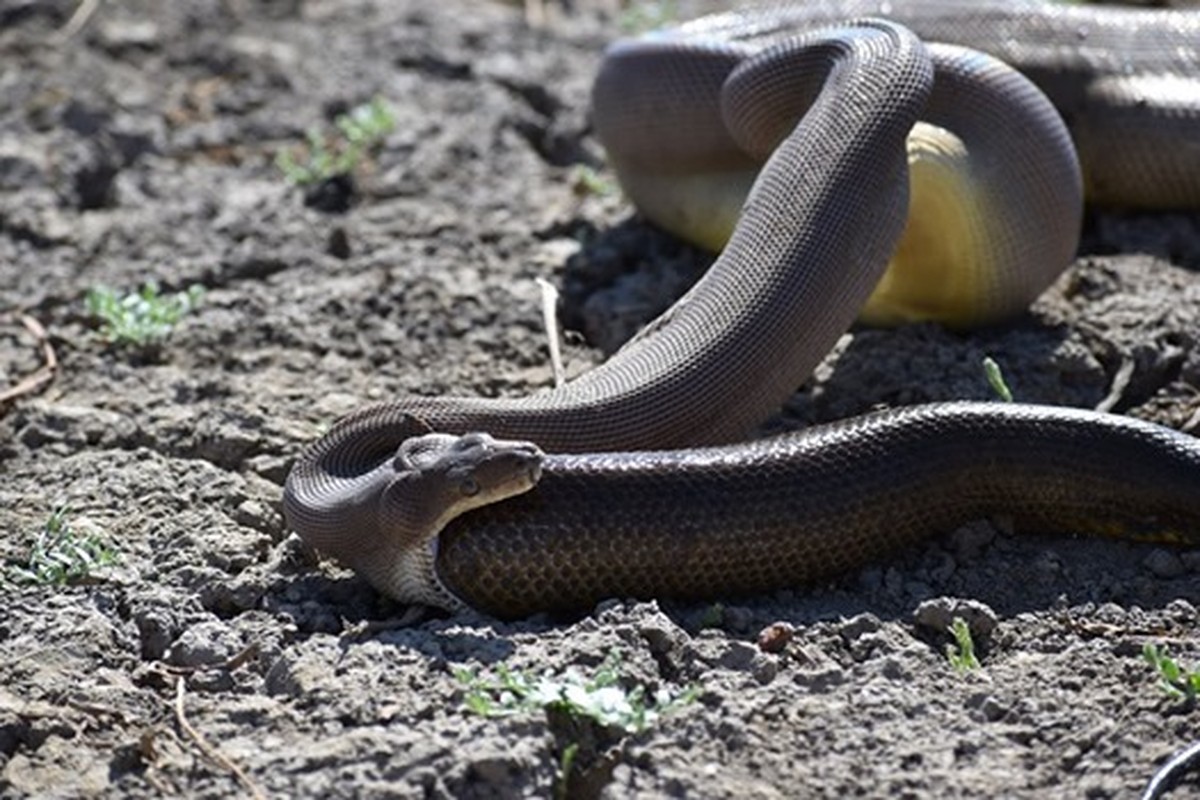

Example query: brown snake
[284,5,1200,619]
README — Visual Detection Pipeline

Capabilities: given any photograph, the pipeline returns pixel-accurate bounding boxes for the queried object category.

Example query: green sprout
[982,356,1014,402]
[571,165,616,197]
[276,96,396,185]
[556,743,580,800]
[455,651,696,734]
[946,617,981,672]
[8,506,118,586]
[85,282,204,348]
[618,0,679,33]
[1143,643,1200,702]
[456,651,695,798]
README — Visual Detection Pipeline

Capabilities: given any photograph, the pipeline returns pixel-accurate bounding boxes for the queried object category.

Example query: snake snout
[392,431,545,515]
[463,439,545,500]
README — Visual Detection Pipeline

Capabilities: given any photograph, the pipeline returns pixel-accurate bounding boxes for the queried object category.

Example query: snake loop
[284,7,1200,618]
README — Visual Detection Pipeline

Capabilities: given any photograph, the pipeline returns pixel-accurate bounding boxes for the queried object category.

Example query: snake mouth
[487,441,545,496]
[434,436,546,511]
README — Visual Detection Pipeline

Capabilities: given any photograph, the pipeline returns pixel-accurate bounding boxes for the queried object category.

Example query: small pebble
[912,597,999,640]
[757,622,795,654]
[966,692,1008,722]
[166,620,243,668]
[839,612,881,642]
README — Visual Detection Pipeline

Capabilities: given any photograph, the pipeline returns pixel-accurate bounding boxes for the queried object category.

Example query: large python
[284,3,1200,619]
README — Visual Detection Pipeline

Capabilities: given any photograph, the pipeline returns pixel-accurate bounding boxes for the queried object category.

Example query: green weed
[946,617,981,672]
[456,651,695,798]
[571,165,616,197]
[8,506,118,586]
[556,743,580,800]
[1143,643,1200,702]
[455,650,696,734]
[982,356,1014,402]
[618,0,679,33]
[276,96,396,185]
[85,282,204,348]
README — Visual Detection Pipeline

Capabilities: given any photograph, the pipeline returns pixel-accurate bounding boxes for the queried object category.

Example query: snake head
[391,431,544,519]
[361,431,544,610]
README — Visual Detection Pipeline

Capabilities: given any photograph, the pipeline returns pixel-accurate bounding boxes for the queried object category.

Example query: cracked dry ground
[2,1,1200,798]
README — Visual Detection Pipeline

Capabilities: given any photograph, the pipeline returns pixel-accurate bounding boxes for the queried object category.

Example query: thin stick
[1094,355,1134,413]
[160,642,259,676]
[1183,395,1200,434]
[174,677,266,800]
[537,277,565,388]
[53,0,103,44]
[0,314,59,405]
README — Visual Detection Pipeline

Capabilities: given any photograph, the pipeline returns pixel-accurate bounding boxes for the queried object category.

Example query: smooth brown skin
[284,10,1200,617]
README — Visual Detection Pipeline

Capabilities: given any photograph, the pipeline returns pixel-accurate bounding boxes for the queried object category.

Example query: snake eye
[460,477,480,497]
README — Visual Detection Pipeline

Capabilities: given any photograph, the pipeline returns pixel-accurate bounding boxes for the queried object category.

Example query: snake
[283,4,1200,619]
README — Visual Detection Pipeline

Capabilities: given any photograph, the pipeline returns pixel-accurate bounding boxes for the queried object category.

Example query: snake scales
[284,3,1200,619]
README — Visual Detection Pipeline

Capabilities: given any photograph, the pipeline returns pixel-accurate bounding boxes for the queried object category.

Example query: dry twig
[53,0,103,44]
[0,314,59,406]
[160,642,260,676]
[537,277,566,388]
[174,677,266,800]
[1094,355,1135,413]
[1182,391,1200,434]
[340,605,430,640]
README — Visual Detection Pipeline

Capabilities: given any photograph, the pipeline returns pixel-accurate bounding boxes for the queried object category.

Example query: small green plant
[8,506,118,586]
[946,617,981,672]
[982,356,1014,402]
[1143,643,1200,702]
[276,96,396,185]
[455,651,696,734]
[571,165,616,197]
[86,282,204,348]
[457,652,694,799]
[618,0,679,33]
[557,743,579,800]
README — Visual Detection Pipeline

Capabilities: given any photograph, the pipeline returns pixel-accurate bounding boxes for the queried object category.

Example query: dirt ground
[2,1,1199,797]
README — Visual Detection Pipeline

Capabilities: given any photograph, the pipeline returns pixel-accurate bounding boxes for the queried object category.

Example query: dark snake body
[439,404,1200,619]
[284,6,1200,618]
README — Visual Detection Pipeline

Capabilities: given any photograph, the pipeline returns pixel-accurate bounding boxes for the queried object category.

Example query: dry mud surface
[2,1,1200,798]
